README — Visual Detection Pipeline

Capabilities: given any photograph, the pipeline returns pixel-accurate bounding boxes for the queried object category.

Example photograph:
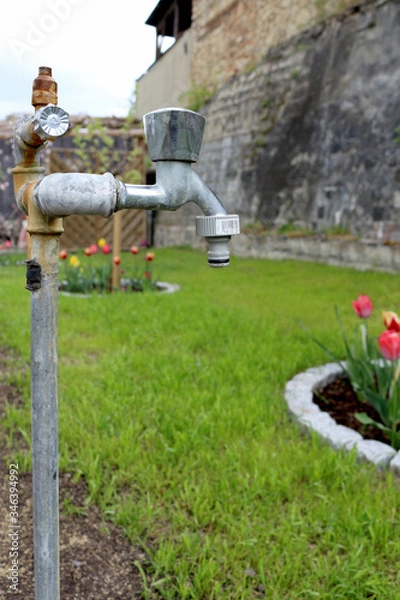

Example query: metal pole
[11,66,68,600]
[25,204,64,600]
[28,230,61,600]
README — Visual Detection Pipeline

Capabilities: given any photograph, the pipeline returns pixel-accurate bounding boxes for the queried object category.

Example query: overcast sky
[0,0,162,119]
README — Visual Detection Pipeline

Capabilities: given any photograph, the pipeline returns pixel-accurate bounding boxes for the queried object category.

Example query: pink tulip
[4,240,12,249]
[89,244,98,255]
[378,330,400,361]
[352,295,373,319]
[101,244,112,255]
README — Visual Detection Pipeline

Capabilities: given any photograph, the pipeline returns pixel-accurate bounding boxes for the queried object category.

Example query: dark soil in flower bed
[313,376,391,445]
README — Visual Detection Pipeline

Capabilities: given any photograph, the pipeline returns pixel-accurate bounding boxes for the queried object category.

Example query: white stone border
[59,282,180,296]
[285,363,400,470]
[156,281,180,294]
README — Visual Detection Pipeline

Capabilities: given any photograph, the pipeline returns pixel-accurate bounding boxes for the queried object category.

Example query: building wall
[191,0,362,91]
[136,29,192,119]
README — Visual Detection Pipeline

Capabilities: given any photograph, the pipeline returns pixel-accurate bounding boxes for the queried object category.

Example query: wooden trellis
[59,209,147,251]
[47,117,148,250]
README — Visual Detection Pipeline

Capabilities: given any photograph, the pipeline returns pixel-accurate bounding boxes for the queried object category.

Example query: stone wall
[191,0,361,90]
[154,0,400,265]
[231,233,400,272]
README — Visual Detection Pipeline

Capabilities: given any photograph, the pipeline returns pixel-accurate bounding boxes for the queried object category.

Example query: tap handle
[32,104,70,141]
[143,108,205,162]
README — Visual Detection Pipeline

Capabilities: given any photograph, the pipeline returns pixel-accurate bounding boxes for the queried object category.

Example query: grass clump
[1,248,400,598]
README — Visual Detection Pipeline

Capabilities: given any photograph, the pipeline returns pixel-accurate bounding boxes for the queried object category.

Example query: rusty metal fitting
[32,66,58,110]
[11,166,45,211]
[15,180,63,235]
[26,198,64,236]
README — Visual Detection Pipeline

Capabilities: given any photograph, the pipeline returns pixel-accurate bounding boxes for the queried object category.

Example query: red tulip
[101,244,112,255]
[352,295,373,319]
[113,256,121,265]
[130,246,139,255]
[144,271,150,279]
[378,330,400,361]
[84,247,92,256]
[59,250,68,260]
[145,252,155,262]
[382,311,400,332]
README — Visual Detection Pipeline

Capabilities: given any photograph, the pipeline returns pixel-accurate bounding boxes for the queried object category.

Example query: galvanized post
[28,223,63,600]
[12,66,69,600]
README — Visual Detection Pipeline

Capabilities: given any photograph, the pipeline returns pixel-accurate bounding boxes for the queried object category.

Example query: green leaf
[361,388,391,426]
[354,412,390,432]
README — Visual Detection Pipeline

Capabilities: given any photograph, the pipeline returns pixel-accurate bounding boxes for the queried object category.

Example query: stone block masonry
[155,0,400,267]
[191,0,362,92]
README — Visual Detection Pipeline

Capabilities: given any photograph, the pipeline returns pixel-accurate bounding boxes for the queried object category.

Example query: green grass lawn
[1,247,400,599]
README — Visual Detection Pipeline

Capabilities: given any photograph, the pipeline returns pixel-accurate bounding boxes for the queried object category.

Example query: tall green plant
[179,81,215,112]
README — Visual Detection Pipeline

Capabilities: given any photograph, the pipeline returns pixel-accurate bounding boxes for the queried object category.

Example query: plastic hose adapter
[196,214,240,267]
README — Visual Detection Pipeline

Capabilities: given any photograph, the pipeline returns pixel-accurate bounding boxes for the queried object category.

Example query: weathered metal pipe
[29,230,62,600]
[30,162,239,267]
[29,108,240,267]
[30,162,226,216]
[11,67,69,600]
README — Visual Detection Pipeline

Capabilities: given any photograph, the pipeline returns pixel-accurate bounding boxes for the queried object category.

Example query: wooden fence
[60,210,147,251]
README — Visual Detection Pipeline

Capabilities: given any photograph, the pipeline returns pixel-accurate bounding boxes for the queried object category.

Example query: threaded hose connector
[196,214,240,268]
[196,214,240,237]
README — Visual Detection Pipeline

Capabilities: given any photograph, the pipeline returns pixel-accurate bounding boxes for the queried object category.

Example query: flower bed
[303,294,400,450]
[285,363,400,470]
[58,240,160,294]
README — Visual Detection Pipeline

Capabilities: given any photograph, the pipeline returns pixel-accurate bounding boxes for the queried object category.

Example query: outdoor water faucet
[25,107,240,267]
[122,108,240,267]
[12,68,241,600]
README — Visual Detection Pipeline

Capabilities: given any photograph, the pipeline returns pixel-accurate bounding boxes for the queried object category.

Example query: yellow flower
[98,238,106,248]
[69,256,80,268]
